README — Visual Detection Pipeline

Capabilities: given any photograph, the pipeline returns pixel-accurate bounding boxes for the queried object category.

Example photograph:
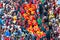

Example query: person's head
[38,15,40,18]
[38,0,41,4]
[44,24,47,28]
[13,12,16,16]
[46,27,49,31]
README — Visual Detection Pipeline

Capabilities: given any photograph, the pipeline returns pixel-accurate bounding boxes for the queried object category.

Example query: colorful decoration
[22,3,46,39]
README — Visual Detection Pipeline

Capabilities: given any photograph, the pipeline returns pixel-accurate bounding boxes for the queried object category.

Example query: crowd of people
[0,0,60,40]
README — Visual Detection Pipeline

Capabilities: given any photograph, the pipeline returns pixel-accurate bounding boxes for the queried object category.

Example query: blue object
[4,30,11,37]
[13,31,18,36]
[0,8,4,15]
[0,18,4,25]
